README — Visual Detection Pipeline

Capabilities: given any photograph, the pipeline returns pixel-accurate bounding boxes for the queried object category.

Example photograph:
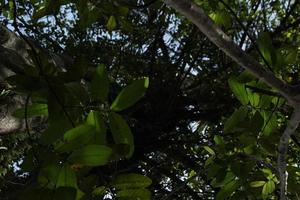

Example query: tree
[0,0,299,199]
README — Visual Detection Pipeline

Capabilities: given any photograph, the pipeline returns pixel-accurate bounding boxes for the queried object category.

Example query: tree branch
[277,109,300,200]
[164,0,293,100]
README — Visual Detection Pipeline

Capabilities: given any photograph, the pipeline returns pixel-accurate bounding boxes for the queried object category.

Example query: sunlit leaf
[250,181,265,187]
[55,124,96,152]
[68,145,112,166]
[107,16,117,32]
[110,77,149,111]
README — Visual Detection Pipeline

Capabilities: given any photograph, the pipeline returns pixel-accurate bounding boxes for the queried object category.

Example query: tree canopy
[0,0,299,199]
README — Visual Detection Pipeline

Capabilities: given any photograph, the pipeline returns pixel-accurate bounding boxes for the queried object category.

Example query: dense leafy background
[0,0,299,199]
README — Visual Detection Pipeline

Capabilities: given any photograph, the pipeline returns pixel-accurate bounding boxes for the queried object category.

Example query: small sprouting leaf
[107,16,117,32]
[13,103,48,118]
[90,64,109,102]
[250,181,265,187]
[68,145,112,166]
[224,107,248,133]
[228,78,248,105]
[111,173,152,190]
[110,77,149,111]
[108,112,134,158]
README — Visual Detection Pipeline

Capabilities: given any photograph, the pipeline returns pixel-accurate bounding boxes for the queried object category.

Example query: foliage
[0,0,299,199]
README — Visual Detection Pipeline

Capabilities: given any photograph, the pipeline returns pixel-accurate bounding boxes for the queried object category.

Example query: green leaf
[108,112,134,158]
[216,179,239,200]
[90,64,109,102]
[228,78,248,105]
[262,180,275,194]
[86,111,107,144]
[55,125,96,152]
[261,111,278,136]
[56,164,77,188]
[257,32,276,64]
[246,88,260,107]
[214,135,224,145]
[250,181,265,187]
[262,182,268,200]
[107,16,117,32]
[63,125,94,142]
[13,103,48,118]
[203,146,215,155]
[110,77,149,111]
[68,145,112,166]
[111,173,152,189]
[224,107,248,133]
[116,188,151,200]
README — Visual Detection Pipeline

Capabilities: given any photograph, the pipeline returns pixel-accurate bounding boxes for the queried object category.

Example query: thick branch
[277,109,300,200]
[0,25,72,79]
[164,0,293,100]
